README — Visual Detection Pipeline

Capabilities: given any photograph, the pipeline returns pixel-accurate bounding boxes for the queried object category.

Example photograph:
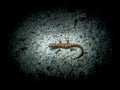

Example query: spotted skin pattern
[48,40,84,59]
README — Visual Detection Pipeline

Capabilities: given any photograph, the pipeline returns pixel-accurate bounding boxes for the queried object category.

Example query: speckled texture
[8,8,112,80]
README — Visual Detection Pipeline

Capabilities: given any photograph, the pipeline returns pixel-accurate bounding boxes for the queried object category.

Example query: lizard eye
[48,44,52,47]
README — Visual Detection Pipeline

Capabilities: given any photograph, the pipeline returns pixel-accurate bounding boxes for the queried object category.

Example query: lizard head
[48,43,56,47]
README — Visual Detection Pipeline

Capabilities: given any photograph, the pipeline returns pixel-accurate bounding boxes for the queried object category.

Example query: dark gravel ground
[7,8,112,81]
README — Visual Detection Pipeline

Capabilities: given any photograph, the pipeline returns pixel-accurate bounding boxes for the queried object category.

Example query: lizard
[48,40,84,59]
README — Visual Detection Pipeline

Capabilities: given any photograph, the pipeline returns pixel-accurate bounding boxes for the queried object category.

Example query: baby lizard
[48,40,84,59]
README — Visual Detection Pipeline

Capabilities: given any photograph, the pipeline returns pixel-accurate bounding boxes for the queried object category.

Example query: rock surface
[8,8,112,81]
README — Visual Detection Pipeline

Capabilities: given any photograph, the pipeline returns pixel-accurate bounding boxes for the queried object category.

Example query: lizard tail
[72,44,84,59]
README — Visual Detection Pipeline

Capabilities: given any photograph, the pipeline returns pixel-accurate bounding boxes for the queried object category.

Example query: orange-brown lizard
[48,40,84,59]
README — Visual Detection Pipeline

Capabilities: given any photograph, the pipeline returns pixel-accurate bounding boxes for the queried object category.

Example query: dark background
[2,0,119,88]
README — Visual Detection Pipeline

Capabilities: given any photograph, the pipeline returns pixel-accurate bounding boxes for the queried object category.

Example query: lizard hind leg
[70,47,76,51]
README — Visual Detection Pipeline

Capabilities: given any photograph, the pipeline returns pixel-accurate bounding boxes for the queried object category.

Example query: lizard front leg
[55,48,61,54]
[66,40,69,43]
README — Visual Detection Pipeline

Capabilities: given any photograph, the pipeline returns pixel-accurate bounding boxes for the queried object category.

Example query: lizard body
[48,40,83,59]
